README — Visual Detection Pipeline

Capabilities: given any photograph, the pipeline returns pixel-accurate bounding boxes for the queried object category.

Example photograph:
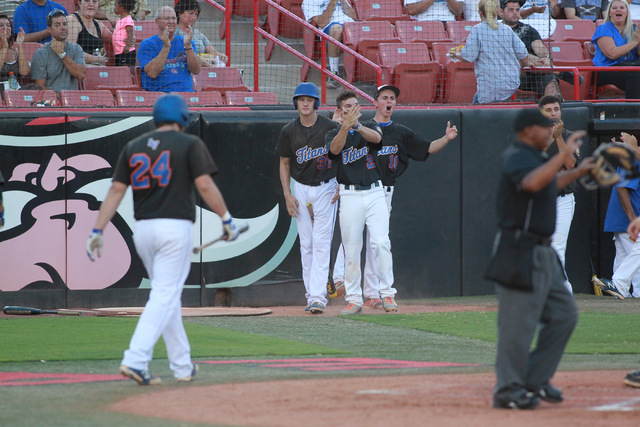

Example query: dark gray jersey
[276,115,338,185]
[113,129,218,221]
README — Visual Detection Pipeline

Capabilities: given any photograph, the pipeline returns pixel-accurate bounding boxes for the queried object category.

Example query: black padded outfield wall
[0,107,592,309]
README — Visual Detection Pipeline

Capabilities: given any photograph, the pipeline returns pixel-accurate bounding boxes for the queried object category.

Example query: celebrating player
[325,89,395,314]
[331,85,458,308]
[86,94,242,385]
[276,83,339,314]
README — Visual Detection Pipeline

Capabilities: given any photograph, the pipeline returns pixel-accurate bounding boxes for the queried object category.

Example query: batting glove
[223,216,240,241]
[87,229,104,261]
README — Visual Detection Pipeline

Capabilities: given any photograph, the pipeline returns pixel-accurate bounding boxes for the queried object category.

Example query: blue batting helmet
[293,82,320,110]
[153,94,190,128]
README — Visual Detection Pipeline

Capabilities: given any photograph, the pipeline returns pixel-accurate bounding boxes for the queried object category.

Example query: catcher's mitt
[581,143,640,190]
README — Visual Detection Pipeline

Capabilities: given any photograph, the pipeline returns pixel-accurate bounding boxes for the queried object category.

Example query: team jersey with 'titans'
[275,115,338,185]
[325,120,384,186]
[113,129,218,222]
[373,121,431,186]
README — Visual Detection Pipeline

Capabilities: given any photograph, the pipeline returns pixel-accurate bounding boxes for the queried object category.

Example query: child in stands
[112,0,136,66]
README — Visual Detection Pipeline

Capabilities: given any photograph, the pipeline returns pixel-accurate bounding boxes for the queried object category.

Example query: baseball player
[86,94,241,385]
[276,82,338,314]
[539,95,579,293]
[0,169,4,229]
[325,89,398,314]
[331,85,458,308]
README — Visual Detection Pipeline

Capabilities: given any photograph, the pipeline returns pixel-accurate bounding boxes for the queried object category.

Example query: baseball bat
[193,223,249,254]
[3,306,83,316]
[589,256,604,296]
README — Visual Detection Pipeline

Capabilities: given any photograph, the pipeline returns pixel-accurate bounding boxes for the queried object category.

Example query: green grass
[0,317,345,362]
[343,311,640,354]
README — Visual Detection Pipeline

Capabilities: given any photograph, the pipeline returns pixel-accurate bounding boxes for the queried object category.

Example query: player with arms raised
[86,94,241,385]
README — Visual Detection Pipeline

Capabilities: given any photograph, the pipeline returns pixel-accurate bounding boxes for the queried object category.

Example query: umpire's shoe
[119,365,161,385]
[528,382,563,403]
[493,390,540,410]
[624,370,640,388]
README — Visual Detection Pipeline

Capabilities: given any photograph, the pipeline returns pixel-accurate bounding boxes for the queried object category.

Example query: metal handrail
[255,0,382,103]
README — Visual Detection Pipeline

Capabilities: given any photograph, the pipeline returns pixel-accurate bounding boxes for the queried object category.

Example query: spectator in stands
[453,0,531,103]
[519,0,553,39]
[112,0,137,66]
[175,0,227,67]
[13,0,68,43]
[138,6,201,92]
[563,0,608,20]
[96,0,150,26]
[31,10,87,92]
[1,14,30,85]
[501,0,559,97]
[302,0,357,89]
[592,0,640,98]
[404,0,464,22]
[631,0,640,20]
[0,1,26,22]
[68,0,113,66]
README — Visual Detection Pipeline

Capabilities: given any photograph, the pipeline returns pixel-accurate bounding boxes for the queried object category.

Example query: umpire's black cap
[374,85,400,100]
[514,108,555,132]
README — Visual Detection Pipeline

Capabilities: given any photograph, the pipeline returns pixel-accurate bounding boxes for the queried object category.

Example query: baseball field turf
[1,295,639,427]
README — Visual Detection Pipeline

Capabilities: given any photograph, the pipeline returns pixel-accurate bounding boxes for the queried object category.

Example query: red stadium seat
[115,90,163,107]
[59,90,115,107]
[132,20,157,43]
[192,68,249,96]
[342,21,401,84]
[225,91,278,105]
[583,41,596,59]
[21,42,42,63]
[3,90,58,107]
[265,0,305,61]
[550,19,596,43]
[445,21,480,45]
[301,21,321,82]
[82,67,139,95]
[395,21,453,49]
[174,91,223,106]
[220,0,268,39]
[548,41,587,61]
[378,43,440,104]
[355,0,411,24]
[425,42,477,103]
[431,42,458,65]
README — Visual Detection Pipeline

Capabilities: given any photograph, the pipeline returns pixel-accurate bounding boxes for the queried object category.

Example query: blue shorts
[323,22,343,36]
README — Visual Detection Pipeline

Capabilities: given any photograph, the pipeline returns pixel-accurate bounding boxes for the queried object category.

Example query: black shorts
[519,71,556,94]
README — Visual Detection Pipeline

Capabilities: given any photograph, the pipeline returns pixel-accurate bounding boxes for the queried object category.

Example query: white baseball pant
[293,178,338,306]
[339,182,395,306]
[550,193,575,293]
[121,218,194,379]
[611,232,640,298]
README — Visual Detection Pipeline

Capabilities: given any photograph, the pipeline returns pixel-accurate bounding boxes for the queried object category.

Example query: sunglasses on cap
[47,9,66,18]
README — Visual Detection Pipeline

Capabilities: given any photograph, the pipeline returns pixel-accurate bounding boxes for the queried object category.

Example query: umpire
[489,109,593,409]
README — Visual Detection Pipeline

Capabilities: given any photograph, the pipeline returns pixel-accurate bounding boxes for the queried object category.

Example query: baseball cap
[500,0,525,8]
[374,85,400,100]
[514,108,555,132]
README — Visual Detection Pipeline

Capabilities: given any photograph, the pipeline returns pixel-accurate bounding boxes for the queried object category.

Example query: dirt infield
[267,304,496,316]
[112,370,640,427]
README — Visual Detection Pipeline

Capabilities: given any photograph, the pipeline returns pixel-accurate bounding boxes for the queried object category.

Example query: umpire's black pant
[494,244,578,401]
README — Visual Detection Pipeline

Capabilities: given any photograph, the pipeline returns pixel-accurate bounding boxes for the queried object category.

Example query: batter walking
[276,83,339,314]
[332,85,458,307]
[326,89,395,314]
[489,109,592,409]
[87,94,241,385]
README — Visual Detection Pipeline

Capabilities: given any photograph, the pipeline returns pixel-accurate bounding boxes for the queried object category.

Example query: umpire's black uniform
[491,110,578,409]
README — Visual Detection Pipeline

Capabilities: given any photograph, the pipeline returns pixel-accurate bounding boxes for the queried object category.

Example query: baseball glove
[582,143,640,190]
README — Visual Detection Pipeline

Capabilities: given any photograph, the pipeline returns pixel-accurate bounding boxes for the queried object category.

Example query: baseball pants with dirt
[494,244,578,402]
[611,232,640,298]
[121,218,194,379]
[293,178,338,306]
[339,182,395,306]
[550,193,575,293]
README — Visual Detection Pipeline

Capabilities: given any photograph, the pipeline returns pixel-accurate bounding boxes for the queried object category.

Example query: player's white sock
[329,57,339,74]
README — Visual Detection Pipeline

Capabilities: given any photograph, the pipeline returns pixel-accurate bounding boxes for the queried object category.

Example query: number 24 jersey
[113,129,218,222]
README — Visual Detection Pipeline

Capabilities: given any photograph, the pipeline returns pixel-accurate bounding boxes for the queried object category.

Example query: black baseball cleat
[493,391,540,409]
[528,382,564,403]
[624,370,640,388]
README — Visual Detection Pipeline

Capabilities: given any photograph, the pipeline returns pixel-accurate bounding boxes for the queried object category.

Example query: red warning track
[0,372,124,386]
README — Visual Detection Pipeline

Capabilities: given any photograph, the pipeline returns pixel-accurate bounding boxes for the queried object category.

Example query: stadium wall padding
[0,106,597,308]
